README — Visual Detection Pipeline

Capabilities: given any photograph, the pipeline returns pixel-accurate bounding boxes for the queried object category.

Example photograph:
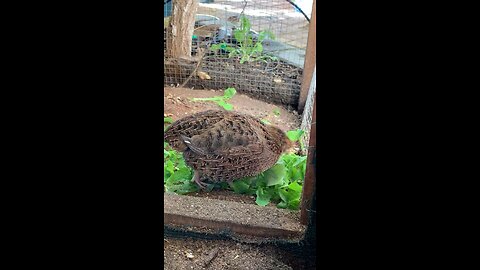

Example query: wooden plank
[298,0,316,113]
[164,193,306,239]
[300,95,316,225]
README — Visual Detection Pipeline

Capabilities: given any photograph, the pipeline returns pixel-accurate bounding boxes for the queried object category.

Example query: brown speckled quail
[164,110,293,189]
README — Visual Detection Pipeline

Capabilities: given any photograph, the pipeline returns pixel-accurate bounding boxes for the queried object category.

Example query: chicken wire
[164,0,312,108]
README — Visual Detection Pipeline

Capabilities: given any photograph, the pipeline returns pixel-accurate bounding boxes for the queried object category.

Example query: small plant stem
[179,48,206,88]
[191,97,222,101]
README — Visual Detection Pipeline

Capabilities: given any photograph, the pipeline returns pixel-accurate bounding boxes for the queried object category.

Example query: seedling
[191,87,236,111]
[286,129,304,142]
[210,16,278,64]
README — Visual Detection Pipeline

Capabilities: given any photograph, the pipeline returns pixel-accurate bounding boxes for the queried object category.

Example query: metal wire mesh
[164,0,312,108]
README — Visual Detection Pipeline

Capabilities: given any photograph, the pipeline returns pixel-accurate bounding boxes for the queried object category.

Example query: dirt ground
[164,87,301,132]
[189,189,257,205]
[164,237,302,270]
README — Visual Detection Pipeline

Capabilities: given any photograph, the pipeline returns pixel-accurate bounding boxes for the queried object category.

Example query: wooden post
[298,0,316,113]
[300,95,316,225]
[166,0,198,60]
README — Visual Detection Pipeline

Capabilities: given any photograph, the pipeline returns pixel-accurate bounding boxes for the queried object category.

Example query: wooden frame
[298,0,317,113]
[164,0,317,240]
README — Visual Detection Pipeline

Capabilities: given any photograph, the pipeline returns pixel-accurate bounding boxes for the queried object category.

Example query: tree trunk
[166,0,198,60]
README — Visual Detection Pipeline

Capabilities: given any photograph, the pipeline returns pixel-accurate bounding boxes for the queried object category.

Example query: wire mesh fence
[164,0,312,108]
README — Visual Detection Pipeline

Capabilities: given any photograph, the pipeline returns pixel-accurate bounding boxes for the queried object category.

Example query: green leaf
[286,129,305,142]
[255,187,271,206]
[222,103,233,111]
[288,181,303,192]
[216,100,233,111]
[210,44,221,51]
[281,187,298,200]
[292,155,307,167]
[225,47,235,53]
[170,167,192,182]
[261,119,271,125]
[234,30,246,43]
[258,30,275,43]
[240,56,247,64]
[229,180,251,194]
[254,172,267,188]
[228,50,237,58]
[264,163,286,186]
[164,117,173,123]
[219,182,230,189]
[166,182,198,195]
[277,201,288,209]
[287,198,301,210]
[253,43,263,54]
[240,15,251,32]
[223,87,237,99]
[165,160,175,175]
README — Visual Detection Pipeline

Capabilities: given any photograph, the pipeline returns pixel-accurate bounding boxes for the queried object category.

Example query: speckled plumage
[164,110,292,188]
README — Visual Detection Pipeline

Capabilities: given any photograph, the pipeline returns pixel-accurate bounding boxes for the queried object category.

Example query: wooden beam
[298,0,316,113]
[300,95,316,225]
[164,193,306,239]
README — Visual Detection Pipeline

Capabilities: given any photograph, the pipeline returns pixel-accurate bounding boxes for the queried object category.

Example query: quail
[164,110,293,189]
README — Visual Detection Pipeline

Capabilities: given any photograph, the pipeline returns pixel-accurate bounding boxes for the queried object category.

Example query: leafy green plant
[210,16,277,64]
[164,142,199,194]
[163,128,308,210]
[287,129,306,153]
[191,87,236,110]
[227,153,306,209]
[164,117,173,131]
[286,129,304,142]
[164,117,173,124]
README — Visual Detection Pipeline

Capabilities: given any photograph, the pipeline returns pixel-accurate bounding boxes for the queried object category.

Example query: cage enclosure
[164,0,312,109]
[163,1,316,267]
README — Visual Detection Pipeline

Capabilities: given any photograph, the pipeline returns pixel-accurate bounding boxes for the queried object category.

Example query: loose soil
[164,87,301,132]
[164,237,302,270]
